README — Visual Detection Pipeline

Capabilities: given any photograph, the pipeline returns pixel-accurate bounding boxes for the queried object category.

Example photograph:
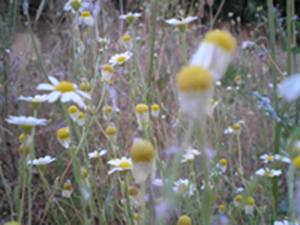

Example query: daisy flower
[18,95,48,103]
[165,16,197,32]
[233,194,243,207]
[64,0,82,13]
[120,33,133,49]
[255,168,282,177]
[177,215,192,225]
[78,10,94,26]
[102,105,113,121]
[176,65,213,120]
[56,127,71,149]
[151,104,160,118]
[260,153,291,164]
[68,105,79,122]
[37,76,90,109]
[274,220,299,225]
[119,12,142,24]
[190,29,236,81]
[135,103,149,130]
[77,111,86,126]
[62,180,73,198]
[130,139,155,183]
[6,115,47,132]
[101,64,115,82]
[218,158,228,173]
[278,73,300,102]
[88,149,107,159]
[173,179,195,197]
[27,155,56,166]
[181,147,201,163]
[109,51,132,66]
[107,157,132,175]
[244,196,255,215]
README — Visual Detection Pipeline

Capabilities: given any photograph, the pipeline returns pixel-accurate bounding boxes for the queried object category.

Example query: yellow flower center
[102,64,115,73]
[176,66,212,92]
[68,105,78,115]
[116,56,127,64]
[234,194,243,203]
[130,139,155,163]
[81,167,89,178]
[118,161,131,169]
[55,81,75,93]
[232,123,241,131]
[135,103,149,113]
[70,0,81,11]
[266,155,274,162]
[126,15,135,24]
[293,155,300,169]
[151,104,160,111]
[105,126,117,136]
[177,23,187,32]
[56,127,70,140]
[80,11,91,18]
[63,182,73,191]
[219,158,228,166]
[78,112,85,120]
[204,29,236,53]
[18,133,28,142]
[219,204,226,213]
[103,105,113,113]
[246,196,255,206]
[177,215,192,225]
[122,34,132,43]
[79,81,91,92]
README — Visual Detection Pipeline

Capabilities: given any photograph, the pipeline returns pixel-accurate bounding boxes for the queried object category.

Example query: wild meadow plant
[1,0,300,225]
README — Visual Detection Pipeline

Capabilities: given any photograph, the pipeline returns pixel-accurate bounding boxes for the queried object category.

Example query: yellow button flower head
[70,0,81,11]
[79,81,92,92]
[130,139,154,163]
[219,204,226,213]
[135,103,150,130]
[56,127,71,148]
[130,139,155,183]
[151,103,160,118]
[62,180,73,198]
[102,105,113,121]
[177,215,192,225]
[219,158,228,172]
[121,34,133,49]
[81,167,89,178]
[293,155,300,169]
[128,185,139,197]
[233,194,243,207]
[68,105,79,121]
[105,126,117,137]
[135,103,149,113]
[176,66,212,92]
[204,29,236,53]
[244,196,255,214]
[77,111,86,126]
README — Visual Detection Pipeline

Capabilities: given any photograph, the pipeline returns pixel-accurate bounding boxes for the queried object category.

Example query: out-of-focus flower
[79,80,92,93]
[27,155,56,166]
[130,138,155,183]
[177,215,192,225]
[241,41,255,50]
[218,204,226,214]
[77,111,86,126]
[255,168,282,177]
[233,194,243,207]
[109,52,132,66]
[278,73,300,102]
[78,10,94,26]
[19,95,48,103]
[37,76,90,108]
[3,221,21,225]
[64,0,82,13]
[101,64,115,82]
[190,29,236,81]
[88,149,107,159]
[260,153,291,164]
[56,127,71,149]
[105,124,117,141]
[68,105,79,122]
[173,179,195,197]
[107,157,132,175]
[102,105,113,121]
[62,180,73,198]
[135,103,149,130]
[244,196,255,215]
[120,33,133,49]
[176,65,213,120]
[218,158,228,173]
[181,147,201,163]
[165,16,197,32]
[224,121,244,135]
[151,104,160,118]
[120,12,142,24]
[293,155,300,169]
[6,116,47,133]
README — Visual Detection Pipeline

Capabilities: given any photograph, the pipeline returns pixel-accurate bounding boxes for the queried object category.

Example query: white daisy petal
[37,83,55,91]
[48,76,59,85]
[47,91,61,103]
